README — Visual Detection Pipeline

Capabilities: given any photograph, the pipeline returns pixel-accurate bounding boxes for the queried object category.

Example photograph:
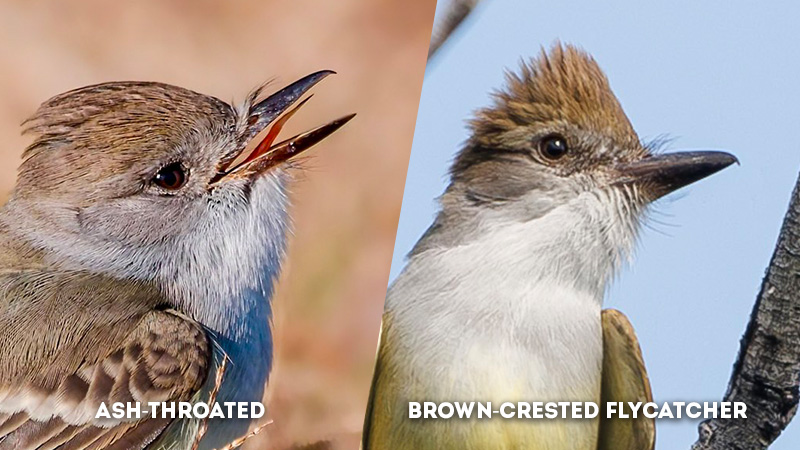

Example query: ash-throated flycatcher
[0,71,353,449]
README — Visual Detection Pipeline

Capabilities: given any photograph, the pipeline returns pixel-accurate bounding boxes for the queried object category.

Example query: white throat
[386,188,640,404]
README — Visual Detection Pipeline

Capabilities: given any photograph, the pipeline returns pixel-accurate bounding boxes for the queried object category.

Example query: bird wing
[360,315,384,450]
[0,271,211,450]
[360,313,415,449]
[598,309,655,450]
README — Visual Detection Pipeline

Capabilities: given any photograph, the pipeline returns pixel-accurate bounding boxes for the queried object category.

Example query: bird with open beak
[363,44,736,450]
[0,71,353,449]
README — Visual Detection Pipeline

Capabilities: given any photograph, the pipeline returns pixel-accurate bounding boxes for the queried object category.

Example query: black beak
[614,151,738,199]
[212,70,354,184]
[244,70,335,143]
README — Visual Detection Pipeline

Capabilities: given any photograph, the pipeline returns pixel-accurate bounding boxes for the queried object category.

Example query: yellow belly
[367,414,598,450]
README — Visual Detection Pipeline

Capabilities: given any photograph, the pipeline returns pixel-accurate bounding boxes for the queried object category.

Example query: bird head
[441,44,735,255]
[6,72,353,287]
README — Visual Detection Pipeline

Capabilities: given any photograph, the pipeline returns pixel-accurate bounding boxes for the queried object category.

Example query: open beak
[211,70,355,184]
[614,151,738,199]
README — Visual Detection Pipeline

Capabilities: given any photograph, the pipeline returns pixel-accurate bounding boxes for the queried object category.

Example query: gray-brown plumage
[0,258,209,449]
[0,73,352,449]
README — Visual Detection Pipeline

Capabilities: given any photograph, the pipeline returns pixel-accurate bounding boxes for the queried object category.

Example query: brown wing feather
[360,318,384,450]
[598,309,655,450]
[0,271,210,450]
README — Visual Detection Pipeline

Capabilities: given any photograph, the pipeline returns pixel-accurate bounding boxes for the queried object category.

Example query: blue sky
[389,1,800,448]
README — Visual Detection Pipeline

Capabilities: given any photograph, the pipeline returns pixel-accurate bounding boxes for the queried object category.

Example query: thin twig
[214,420,273,450]
[191,357,229,450]
[427,0,483,61]
[692,171,800,449]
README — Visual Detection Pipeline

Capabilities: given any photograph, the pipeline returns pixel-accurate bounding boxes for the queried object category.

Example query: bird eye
[540,135,569,160]
[153,163,187,190]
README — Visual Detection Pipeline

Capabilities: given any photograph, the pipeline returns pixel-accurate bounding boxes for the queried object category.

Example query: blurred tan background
[0,1,434,448]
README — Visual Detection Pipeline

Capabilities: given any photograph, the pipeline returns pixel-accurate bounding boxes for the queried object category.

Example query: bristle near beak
[211,71,354,185]
[614,150,738,199]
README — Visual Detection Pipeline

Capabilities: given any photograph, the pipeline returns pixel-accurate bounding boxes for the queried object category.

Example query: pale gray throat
[411,186,551,257]
[408,180,643,299]
[2,162,292,450]
[158,173,292,347]
[1,172,291,363]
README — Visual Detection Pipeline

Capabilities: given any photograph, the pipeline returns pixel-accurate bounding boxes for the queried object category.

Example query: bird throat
[386,187,641,422]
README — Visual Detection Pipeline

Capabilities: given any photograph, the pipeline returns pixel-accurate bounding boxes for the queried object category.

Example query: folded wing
[598,309,655,450]
[0,271,210,450]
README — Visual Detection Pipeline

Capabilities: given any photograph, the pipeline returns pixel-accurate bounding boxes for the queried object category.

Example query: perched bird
[0,71,354,449]
[363,44,736,449]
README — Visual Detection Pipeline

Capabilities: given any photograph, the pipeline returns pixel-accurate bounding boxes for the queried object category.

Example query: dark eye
[153,163,187,190]
[540,135,569,160]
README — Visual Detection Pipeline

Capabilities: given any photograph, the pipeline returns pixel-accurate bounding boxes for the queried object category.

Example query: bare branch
[192,357,229,450]
[692,171,800,449]
[427,0,483,61]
